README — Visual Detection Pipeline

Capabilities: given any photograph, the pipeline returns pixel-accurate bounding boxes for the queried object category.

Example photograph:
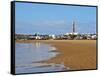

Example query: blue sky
[15,2,96,34]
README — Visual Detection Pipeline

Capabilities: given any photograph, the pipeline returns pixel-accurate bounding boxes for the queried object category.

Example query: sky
[15,2,97,35]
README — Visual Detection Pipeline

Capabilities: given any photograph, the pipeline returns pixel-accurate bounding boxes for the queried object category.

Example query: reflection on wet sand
[15,42,68,74]
[35,42,41,48]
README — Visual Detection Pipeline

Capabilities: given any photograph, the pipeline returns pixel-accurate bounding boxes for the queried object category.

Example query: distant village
[15,33,97,40]
[15,21,97,40]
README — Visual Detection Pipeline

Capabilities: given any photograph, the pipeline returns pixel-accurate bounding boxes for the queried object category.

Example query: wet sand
[16,40,97,70]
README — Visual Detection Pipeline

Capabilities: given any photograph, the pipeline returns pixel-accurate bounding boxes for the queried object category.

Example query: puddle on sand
[15,42,69,74]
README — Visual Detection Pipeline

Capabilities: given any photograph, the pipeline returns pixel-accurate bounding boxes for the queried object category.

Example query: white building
[36,36,41,39]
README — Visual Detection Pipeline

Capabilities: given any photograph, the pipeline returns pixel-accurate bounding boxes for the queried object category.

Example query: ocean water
[15,42,67,74]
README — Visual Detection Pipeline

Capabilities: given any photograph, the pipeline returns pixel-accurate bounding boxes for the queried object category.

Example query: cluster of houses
[15,33,97,40]
[15,21,97,40]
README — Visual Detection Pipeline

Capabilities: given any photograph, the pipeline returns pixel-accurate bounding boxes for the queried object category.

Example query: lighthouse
[72,21,78,35]
[65,21,78,35]
[72,21,75,34]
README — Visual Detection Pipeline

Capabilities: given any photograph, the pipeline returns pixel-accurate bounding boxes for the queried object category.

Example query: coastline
[16,40,97,70]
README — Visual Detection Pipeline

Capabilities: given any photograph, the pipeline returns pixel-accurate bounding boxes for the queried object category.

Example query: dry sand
[16,40,97,70]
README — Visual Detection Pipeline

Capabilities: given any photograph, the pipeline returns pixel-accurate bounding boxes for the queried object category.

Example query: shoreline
[16,40,97,70]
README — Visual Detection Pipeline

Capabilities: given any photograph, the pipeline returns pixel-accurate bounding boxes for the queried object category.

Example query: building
[72,21,75,33]
[65,21,78,35]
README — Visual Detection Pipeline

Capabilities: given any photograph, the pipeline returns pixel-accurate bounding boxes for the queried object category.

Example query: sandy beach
[16,40,97,70]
